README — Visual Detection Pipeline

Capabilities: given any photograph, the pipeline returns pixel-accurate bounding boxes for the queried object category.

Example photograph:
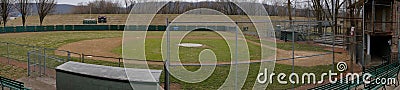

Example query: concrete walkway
[17,76,56,90]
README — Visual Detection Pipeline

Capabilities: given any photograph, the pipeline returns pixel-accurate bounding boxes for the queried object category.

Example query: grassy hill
[6,14,311,26]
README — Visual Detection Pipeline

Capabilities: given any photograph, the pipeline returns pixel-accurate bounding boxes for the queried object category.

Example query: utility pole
[90,3,92,19]
[164,18,170,90]
[331,0,337,73]
[287,0,295,90]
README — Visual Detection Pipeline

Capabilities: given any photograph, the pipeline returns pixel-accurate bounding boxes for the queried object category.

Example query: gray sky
[57,0,93,5]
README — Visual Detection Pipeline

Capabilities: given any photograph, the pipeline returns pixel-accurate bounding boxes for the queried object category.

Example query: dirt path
[56,37,349,67]
[0,57,56,77]
[55,37,122,62]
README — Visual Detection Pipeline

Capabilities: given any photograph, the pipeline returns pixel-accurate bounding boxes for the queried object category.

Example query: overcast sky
[57,0,90,5]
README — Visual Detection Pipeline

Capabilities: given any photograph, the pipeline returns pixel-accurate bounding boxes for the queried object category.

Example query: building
[344,0,399,67]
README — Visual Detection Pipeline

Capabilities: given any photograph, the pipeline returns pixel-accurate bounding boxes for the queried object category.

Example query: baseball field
[0,14,350,89]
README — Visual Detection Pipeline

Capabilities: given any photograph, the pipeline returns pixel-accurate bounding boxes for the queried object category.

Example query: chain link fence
[0,42,128,77]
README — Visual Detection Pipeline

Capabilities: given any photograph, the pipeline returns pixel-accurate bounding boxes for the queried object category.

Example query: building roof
[56,61,162,83]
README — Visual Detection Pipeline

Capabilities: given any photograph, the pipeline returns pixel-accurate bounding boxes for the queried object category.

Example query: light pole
[89,2,92,19]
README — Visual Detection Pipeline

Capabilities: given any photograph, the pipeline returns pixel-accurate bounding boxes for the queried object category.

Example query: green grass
[0,31,122,48]
[147,63,333,89]
[0,63,26,80]
[113,39,263,63]
[112,31,265,63]
[0,31,123,63]
[243,35,328,52]
[277,42,329,52]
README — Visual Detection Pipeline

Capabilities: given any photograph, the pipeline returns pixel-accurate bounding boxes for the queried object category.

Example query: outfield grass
[113,31,263,63]
[0,31,332,89]
[0,31,123,62]
[0,31,122,48]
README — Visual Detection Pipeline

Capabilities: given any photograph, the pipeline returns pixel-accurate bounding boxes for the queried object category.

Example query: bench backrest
[370,63,398,76]
[0,76,25,90]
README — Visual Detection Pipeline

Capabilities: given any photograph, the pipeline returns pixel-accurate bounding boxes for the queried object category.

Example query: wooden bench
[0,76,30,90]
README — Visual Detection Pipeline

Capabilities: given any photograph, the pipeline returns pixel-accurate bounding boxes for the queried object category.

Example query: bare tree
[35,0,56,26]
[271,0,285,16]
[16,0,31,26]
[311,0,345,34]
[124,0,135,14]
[0,0,13,27]
[73,0,121,14]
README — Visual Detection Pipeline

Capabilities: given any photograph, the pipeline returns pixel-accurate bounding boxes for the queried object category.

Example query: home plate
[178,43,203,47]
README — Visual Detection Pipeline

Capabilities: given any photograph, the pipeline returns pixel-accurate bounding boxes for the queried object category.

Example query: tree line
[73,0,123,14]
[0,0,56,26]
[72,0,315,17]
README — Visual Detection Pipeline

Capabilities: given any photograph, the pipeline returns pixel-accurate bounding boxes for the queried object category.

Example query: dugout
[280,30,300,42]
[56,62,162,90]
[83,19,97,24]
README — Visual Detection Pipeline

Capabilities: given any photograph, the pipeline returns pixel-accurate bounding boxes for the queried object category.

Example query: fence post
[118,58,121,67]
[27,52,30,76]
[6,42,9,64]
[67,51,71,61]
[43,48,46,75]
[81,53,84,63]
[39,50,41,76]
[33,51,36,72]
